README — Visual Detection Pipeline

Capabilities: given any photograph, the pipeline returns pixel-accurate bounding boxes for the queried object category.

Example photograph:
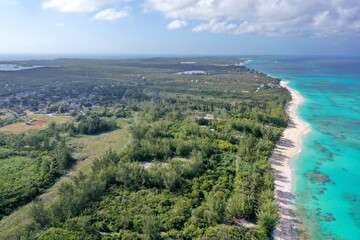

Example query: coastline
[271,81,311,239]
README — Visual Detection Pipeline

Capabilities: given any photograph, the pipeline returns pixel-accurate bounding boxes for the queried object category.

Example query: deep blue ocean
[246,57,360,239]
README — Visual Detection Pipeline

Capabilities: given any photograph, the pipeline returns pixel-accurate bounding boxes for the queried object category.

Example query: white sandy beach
[271,81,311,239]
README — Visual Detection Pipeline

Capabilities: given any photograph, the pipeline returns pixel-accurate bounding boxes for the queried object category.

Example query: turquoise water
[245,57,360,240]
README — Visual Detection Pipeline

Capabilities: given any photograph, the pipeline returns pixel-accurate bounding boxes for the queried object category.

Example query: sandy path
[271,81,311,239]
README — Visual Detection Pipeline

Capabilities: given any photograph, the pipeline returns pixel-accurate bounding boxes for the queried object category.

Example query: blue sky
[1,0,360,56]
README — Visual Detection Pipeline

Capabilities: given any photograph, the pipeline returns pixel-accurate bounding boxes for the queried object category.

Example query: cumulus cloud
[193,19,236,33]
[144,0,360,37]
[93,8,130,21]
[55,23,65,27]
[42,0,129,13]
[167,20,188,30]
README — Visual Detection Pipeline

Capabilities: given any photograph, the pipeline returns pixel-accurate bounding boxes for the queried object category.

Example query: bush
[256,200,278,238]
[225,193,255,222]
[142,215,162,240]
[202,225,262,240]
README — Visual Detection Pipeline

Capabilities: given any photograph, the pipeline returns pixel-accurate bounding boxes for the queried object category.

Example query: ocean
[245,56,360,239]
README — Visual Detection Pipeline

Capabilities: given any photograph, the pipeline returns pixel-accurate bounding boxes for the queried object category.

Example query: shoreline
[271,81,311,239]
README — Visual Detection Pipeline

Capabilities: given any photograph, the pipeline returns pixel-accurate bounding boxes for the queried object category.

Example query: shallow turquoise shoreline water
[245,57,360,240]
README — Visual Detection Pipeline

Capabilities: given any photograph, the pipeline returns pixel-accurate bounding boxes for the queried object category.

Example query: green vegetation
[0,118,19,128]
[0,132,73,219]
[0,57,290,239]
[0,113,118,219]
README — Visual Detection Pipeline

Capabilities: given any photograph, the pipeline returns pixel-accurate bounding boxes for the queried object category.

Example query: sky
[1,0,360,56]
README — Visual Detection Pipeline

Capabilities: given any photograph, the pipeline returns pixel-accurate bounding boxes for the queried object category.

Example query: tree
[53,139,74,173]
[256,200,278,238]
[208,191,228,224]
[162,167,181,192]
[142,214,162,240]
[225,192,255,222]
[30,200,49,227]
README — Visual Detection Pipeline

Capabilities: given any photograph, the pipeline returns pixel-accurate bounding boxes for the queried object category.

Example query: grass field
[0,116,72,133]
[0,121,130,238]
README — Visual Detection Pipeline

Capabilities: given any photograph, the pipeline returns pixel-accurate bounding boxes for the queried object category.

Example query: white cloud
[93,8,130,21]
[42,0,129,13]
[144,0,360,37]
[55,23,65,27]
[167,20,188,30]
[193,19,236,33]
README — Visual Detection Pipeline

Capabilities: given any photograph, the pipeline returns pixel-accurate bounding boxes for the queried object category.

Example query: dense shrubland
[0,57,290,239]
[29,95,286,239]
